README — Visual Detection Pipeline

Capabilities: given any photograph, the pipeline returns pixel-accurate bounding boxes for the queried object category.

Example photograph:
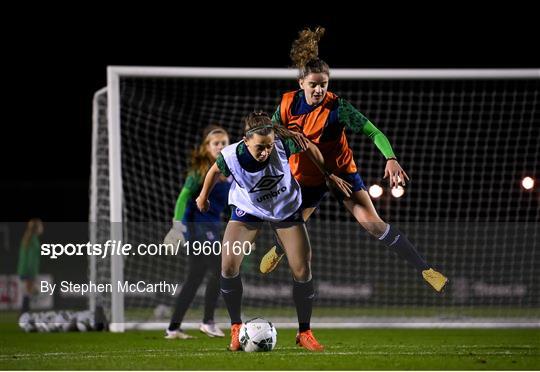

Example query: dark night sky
[2,8,538,221]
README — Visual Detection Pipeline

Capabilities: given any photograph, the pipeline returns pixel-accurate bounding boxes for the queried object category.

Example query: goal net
[90,68,540,331]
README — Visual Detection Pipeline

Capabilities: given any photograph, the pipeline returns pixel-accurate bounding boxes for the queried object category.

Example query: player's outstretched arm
[340,98,406,188]
[196,163,221,212]
[290,131,310,151]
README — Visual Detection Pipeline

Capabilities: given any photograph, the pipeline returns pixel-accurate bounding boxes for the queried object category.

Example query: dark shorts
[19,275,36,281]
[184,222,222,258]
[301,172,367,208]
[230,205,304,229]
[185,222,221,243]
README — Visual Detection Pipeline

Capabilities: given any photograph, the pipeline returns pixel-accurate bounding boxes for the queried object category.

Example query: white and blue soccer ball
[18,312,37,332]
[19,311,55,332]
[55,310,76,332]
[76,310,95,332]
[34,312,53,332]
[239,318,277,352]
[42,311,59,332]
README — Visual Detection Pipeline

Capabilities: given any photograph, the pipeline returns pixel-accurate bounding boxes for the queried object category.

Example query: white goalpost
[91,67,540,332]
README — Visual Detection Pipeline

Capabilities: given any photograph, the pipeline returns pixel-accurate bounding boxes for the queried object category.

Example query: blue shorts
[230,205,304,228]
[19,275,36,281]
[301,172,367,208]
[185,222,221,243]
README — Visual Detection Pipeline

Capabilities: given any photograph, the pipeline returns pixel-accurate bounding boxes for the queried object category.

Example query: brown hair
[189,124,229,177]
[290,26,330,79]
[21,218,42,248]
[243,111,294,140]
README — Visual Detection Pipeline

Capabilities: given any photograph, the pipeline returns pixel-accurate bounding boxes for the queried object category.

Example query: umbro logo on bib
[249,174,284,193]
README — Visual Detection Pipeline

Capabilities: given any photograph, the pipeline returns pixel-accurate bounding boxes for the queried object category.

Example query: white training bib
[221,139,302,222]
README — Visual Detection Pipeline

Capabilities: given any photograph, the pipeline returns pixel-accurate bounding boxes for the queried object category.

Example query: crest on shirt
[235,208,246,217]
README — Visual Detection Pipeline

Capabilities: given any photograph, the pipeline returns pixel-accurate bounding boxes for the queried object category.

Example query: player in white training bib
[195,111,351,352]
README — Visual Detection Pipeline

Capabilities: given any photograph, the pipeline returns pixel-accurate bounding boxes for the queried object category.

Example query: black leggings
[169,252,221,328]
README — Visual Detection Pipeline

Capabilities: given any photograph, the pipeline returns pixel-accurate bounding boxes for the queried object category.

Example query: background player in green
[17,218,43,313]
[163,124,231,339]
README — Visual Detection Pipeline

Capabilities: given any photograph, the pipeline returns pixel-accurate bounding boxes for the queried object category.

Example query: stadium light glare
[521,176,535,190]
[369,184,383,199]
[391,186,405,198]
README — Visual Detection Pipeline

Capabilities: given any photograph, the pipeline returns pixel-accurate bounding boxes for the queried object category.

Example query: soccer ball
[34,312,52,332]
[76,310,95,332]
[239,318,277,352]
[55,310,77,332]
[42,311,59,332]
[18,312,37,332]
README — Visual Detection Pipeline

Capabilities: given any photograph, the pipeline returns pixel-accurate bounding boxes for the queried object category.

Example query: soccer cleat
[296,330,324,352]
[164,328,194,339]
[228,324,242,351]
[259,246,285,274]
[199,322,225,337]
[422,268,449,292]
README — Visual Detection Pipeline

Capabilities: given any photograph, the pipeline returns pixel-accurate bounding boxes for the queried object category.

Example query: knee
[291,265,311,282]
[221,266,240,278]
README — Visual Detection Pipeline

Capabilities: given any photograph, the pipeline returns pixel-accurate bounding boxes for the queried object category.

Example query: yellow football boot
[259,246,285,274]
[422,268,448,292]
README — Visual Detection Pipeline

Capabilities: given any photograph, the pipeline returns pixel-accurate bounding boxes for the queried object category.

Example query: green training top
[272,96,396,159]
[17,235,41,278]
[173,172,203,221]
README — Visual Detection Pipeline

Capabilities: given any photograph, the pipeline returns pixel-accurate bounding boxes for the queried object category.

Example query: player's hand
[325,174,353,198]
[290,131,310,152]
[196,196,210,212]
[163,220,186,253]
[383,159,410,188]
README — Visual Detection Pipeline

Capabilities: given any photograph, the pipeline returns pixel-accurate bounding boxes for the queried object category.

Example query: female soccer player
[259,27,448,292]
[17,218,43,313]
[196,112,351,352]
[163,124,231,339]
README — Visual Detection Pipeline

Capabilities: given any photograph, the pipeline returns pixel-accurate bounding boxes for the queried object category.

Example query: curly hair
[289,26,330,78]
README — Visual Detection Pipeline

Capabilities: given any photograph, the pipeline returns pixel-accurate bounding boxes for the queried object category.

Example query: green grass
[130,305,540,322]
[1,317,538,370]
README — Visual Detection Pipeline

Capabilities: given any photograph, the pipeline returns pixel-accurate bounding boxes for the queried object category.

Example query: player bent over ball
[196,111,351,352]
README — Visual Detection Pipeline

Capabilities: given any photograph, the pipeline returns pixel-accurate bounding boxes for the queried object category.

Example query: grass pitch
[0,316,538,370]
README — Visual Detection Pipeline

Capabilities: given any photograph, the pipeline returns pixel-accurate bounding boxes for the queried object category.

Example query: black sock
[293,279,314,332]
[220,274,243,325]
[380,224,430,271]
[203,257,221,324]
[21,296,30,313]
[168,259,205,331]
